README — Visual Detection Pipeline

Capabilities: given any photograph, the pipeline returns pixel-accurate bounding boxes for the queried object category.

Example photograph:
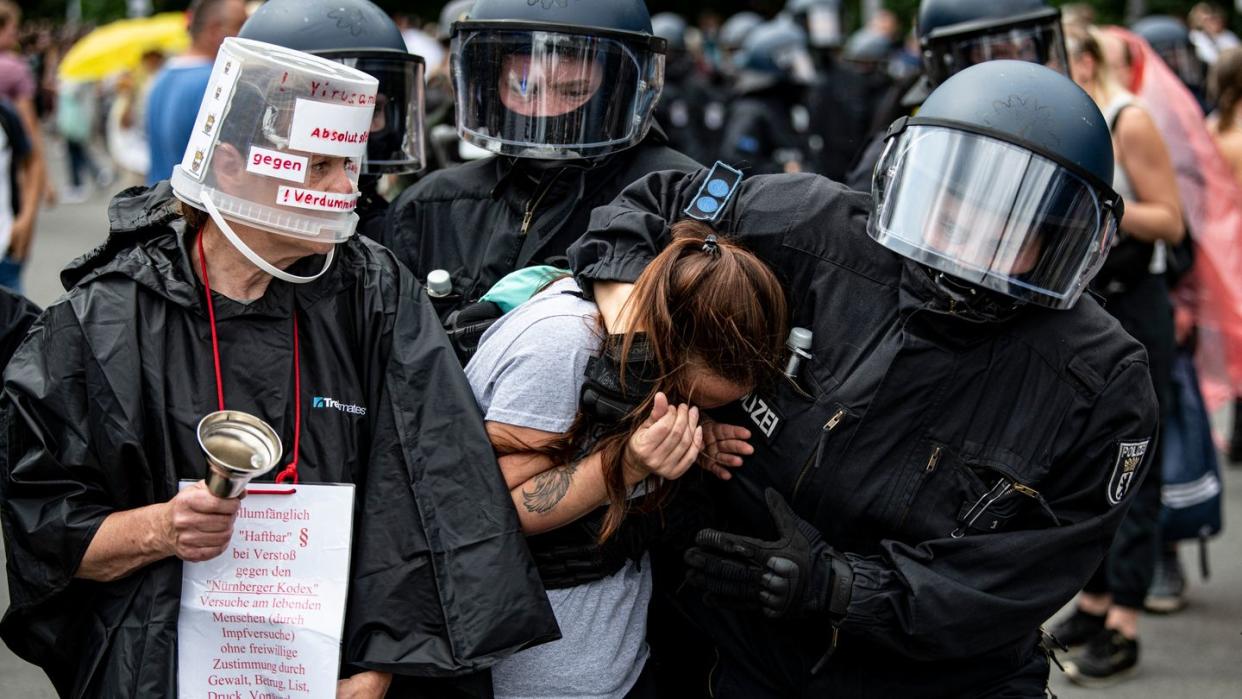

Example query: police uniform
[569,168,1158,697]
[382,126,699,323]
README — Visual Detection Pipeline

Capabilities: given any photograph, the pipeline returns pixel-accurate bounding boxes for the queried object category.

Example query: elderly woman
[0,39,555,698]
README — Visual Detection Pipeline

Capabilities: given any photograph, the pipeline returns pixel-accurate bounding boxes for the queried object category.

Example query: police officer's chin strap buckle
[201,190,336,286]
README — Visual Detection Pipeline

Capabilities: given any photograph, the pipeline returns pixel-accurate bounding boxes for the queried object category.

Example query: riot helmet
[734,17,816,92]
[786,0,844,50]
[918,0,1068,87]
[450,0,666,160]
[439,0,475,41]
[1132,15,1206,93]
[843,29,893,69]
[719,12,764,52]
[170,38,379,284]
[869,61,1122,310]
[651,13,689,52]
[239,0,424,175]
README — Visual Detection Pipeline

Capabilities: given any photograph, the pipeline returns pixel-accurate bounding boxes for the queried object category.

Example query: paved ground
[1,139,1240,697]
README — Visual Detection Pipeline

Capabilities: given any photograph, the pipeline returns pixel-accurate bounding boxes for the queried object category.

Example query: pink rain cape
[1107,26,1242,412]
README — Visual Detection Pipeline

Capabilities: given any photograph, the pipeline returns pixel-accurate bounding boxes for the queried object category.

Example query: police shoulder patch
[1107,439,1151,506]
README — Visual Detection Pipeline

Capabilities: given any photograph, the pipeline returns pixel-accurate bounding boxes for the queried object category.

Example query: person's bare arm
[1115,108,1185,245]
[76,481,241,582]
[1214,130,1242,188]
[488,394,702,535]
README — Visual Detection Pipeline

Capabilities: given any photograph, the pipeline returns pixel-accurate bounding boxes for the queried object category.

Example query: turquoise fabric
[480,265,570,313]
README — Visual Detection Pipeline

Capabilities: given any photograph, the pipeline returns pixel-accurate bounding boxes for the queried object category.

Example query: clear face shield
[451,22,666,160]
[171,38,378,284]
[924,11,1069,85]
[318,50,426,175]
[869,122,1122,310]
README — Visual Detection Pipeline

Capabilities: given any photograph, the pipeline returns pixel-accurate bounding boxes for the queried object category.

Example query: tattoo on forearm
[522,461,580,514]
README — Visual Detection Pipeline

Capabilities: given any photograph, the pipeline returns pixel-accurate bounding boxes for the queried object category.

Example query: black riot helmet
[786,0,844,50]
[719,12,764,52]
[917,0,1068,87]
[450,0,667,160]
[870,61,1122,310]
[651,13,688,52]
[1132,15,1207,93]
[734,17,816,92]
[238,0,425,175]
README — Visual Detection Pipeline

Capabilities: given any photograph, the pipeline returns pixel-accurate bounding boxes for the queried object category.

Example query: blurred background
[11,1,1242,27]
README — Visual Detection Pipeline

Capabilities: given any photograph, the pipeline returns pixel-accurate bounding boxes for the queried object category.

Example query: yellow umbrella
[58,12,190,82]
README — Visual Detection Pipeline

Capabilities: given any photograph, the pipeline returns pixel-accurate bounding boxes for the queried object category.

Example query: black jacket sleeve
[839,358,1160,661]
[0,301,127,697]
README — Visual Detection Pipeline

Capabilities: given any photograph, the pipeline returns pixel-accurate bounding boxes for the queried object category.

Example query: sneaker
[1145,548,1187,614]
[1048,608,1106,648]
[1064,629,1139,687]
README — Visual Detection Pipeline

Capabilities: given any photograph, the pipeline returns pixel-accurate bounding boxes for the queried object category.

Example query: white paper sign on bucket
[287,99,372,159]
[177,482,355,699]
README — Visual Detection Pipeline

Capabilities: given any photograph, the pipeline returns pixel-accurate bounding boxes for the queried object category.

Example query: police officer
[1133,15,1211,111]
[651,12,716,165]
[570,61,1159,697]
[847,0,1070,190]
[236,0,425,242]
[719,17,815,174]
[383,0,699,358]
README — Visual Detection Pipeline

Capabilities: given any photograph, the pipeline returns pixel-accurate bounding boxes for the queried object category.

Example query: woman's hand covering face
[624,392,704,482]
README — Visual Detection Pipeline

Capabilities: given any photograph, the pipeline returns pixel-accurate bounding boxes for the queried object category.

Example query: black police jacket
[0,184,558,698]
[569,170,1159,695]
[382,125,699,323]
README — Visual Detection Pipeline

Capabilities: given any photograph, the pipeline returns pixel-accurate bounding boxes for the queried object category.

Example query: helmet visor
[321,51,426,175]
[452,26,664,159]
[926,16,1068,84]
[869,125,1118,309]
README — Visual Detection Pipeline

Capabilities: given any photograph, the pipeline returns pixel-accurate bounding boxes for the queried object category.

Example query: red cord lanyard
[197,229,302,486]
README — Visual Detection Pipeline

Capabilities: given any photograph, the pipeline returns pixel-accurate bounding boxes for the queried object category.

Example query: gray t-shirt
[465,278,652,699]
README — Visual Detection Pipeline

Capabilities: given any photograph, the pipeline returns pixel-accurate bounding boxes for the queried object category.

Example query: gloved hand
[684,488,853,620]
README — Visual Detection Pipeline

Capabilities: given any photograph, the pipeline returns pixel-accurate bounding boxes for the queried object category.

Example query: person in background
[1190,2,1241,66]
[107,50,165,186]
[719,17,814,174]
[1207,47,1242,467]
[55,79,110,204]
[1055,23,1186,687]
[0,97,34,292]
[145,0,246,185]
[0,2,44,294]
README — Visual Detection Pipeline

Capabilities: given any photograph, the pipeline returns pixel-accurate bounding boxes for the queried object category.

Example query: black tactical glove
[684,488,853,620]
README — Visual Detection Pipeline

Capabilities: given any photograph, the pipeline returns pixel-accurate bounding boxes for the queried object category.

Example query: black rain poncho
[0,184,558,697]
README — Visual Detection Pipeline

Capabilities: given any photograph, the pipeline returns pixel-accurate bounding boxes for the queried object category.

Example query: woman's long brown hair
[527,219,789,541]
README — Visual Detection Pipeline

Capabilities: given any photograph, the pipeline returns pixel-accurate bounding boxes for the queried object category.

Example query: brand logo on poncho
[312,396,367,416]
[1107,439,1150,505]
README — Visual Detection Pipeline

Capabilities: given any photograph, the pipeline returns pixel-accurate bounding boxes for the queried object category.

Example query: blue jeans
[0,256,24,294]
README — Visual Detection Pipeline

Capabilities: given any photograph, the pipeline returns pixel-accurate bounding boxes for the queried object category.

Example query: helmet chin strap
[201,190,336,286]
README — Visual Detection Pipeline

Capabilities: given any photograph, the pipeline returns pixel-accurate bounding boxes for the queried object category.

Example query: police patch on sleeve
[1107,439,1151,505]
